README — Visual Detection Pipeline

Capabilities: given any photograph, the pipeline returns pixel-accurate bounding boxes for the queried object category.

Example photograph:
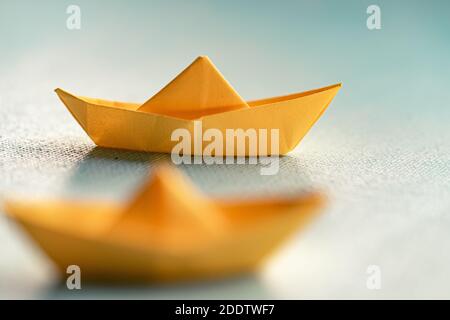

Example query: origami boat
[4,165,323,282]
[55,56,341,155]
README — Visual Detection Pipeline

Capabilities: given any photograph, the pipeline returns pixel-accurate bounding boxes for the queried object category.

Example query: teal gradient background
[1,0,449,110]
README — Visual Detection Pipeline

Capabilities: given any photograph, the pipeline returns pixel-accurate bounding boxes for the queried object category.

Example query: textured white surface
[1,0,450,299]
[1,84,450,299]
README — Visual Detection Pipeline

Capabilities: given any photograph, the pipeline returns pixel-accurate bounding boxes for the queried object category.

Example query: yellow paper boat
[3,165,323,282]
[55,56,341,155]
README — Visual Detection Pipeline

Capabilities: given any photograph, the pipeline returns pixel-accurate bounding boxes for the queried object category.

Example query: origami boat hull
[55,84,341,156]
[4,194,322,282]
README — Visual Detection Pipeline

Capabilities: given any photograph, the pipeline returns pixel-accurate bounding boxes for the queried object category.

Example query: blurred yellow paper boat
[4,165,323,282]
[55,56,341,155]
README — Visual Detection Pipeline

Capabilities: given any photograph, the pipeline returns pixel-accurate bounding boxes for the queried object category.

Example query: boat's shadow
[63,147,169,199]
[64,146,315,199]
[40,273,272,299]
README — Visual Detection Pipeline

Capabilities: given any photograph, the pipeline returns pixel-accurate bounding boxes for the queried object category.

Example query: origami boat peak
[138,56,249,119]
[114,165,227,239]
